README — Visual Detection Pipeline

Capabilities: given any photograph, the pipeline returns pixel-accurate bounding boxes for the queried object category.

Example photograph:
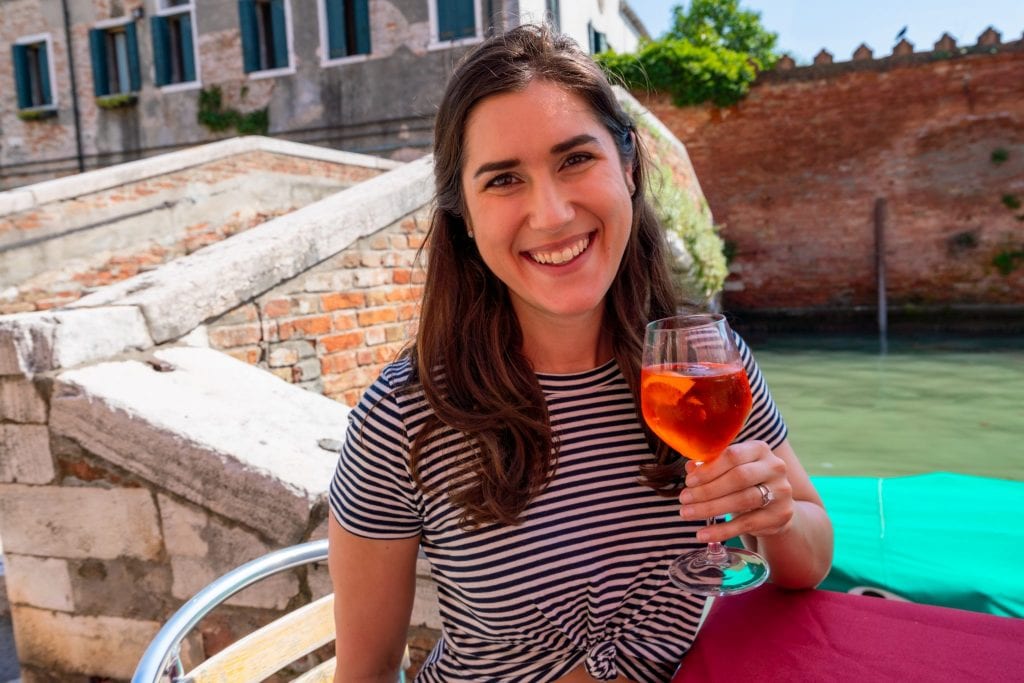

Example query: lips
[527,233,591,265]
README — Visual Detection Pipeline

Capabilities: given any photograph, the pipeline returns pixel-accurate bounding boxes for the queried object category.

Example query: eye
[563,151,594,168]
[484,173,518,189]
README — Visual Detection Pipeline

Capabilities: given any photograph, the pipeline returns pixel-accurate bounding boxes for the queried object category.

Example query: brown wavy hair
[406,24,685,527]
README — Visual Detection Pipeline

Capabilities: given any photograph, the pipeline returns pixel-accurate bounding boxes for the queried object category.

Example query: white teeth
[530,235,590,265]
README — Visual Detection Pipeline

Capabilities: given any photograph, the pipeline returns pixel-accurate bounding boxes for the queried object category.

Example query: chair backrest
[132,539,407,683]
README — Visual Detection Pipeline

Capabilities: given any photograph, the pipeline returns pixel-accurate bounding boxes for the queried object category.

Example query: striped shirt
[329,335,787,682]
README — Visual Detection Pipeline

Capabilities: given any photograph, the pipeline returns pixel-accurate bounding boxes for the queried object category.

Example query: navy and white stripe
[329,335,787,682]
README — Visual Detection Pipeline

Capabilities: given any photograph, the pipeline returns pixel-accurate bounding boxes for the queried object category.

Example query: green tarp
[812,473,1024,618]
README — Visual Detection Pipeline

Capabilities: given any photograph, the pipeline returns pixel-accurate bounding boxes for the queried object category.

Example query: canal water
[750,335,1024,482]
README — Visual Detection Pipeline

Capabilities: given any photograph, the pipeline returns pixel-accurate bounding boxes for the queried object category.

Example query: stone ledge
[49,346,347,545]
[68,156,434,343]
[0,307,153,378]
[0,136,403,218]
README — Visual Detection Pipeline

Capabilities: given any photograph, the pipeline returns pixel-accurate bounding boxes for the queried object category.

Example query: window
[89,21,142,96]
[239,0,291,73]
[435,0,478,43]
[546,0,560,32]
[322,0,371,61]
[12,36,55,110]
[588,22,608,54]
[152,0,197,87]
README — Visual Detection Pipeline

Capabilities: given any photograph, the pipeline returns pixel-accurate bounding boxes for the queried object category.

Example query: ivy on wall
[197,86,269,136]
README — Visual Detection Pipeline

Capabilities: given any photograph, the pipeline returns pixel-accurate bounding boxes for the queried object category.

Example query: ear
[623,131,638,197]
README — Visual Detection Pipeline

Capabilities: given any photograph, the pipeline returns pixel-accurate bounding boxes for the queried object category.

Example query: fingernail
[685,475,698,487]
[696,530,709,542]
[681,505,696,519]
[679,490,693,504]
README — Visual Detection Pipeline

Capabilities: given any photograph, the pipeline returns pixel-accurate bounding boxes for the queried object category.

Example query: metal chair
[132,539,408,683]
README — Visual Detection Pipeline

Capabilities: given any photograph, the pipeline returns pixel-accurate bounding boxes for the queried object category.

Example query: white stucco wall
[515,0,645,53]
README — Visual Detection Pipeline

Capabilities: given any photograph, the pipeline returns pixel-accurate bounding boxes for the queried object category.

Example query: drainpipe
[61,0,86,174]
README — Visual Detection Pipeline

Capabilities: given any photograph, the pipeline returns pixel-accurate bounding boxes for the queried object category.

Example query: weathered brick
[289,314,332,336]
[268,345,299,367]
[0,424,55,484]
[357,307,398,326]
[364,327,387,346]
[291,357,321,382]
[224,346,262,364]
[320,331,364,353]
[322,292,365,311]
[207,323,262,348]
[321,351,358,375]
[332,311,358,330]
[263,297,293,318]
[354,269,391,288]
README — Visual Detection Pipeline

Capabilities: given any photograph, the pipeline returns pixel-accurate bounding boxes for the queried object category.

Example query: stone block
[0,424,55,483]
[158,493,298,609]
[11,605,161,680]
[0,307,153,377]
[0,484,161,560]
[50,347,348,545]
[411,557,442,630]
[69,557,174,619]
[4,554,73,612]
[0,377,47,423]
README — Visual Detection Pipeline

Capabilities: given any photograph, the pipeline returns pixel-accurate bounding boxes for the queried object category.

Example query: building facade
[0,0,648,189]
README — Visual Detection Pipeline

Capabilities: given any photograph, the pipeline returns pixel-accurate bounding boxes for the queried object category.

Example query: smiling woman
[326,23,832,683]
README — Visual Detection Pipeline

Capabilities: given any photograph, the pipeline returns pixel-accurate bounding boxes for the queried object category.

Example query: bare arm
[329,514,420,683]
[680,438,834,589]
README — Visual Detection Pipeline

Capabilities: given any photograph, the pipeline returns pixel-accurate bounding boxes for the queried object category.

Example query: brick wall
[207,209,428,406]
[640,38,1024,315]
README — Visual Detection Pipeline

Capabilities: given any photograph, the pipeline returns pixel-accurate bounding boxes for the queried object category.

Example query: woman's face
[460,79,635,334]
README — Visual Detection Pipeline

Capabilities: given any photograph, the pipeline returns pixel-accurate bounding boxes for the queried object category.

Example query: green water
[752,335,1024,481]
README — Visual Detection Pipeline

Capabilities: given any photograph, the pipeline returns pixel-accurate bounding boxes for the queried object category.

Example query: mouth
[526,232,593,265]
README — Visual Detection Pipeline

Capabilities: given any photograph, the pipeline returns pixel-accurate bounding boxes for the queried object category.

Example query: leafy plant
[197,86,269,135]
[597,0,778,107]
[96,93,138,110]
[649,163,728,300]
[990,148,1009,164]
[992,248,1024,276]
[16,108,56,121]
[1000,194,1021,210]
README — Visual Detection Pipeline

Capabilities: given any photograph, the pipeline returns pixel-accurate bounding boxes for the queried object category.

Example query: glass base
[667,546,769,597]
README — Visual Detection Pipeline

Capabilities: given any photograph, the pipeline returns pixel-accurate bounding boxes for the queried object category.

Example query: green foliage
[599,40,757,107]
[197,86,269,136]
[1000,193,1021,210]
[597,0,778,107]
[990,148,1009,164]
[650,164,729,300]
[992,248,1024,276]
[16,108,56,121]
[96,93,138,110]
[667,0,779,70]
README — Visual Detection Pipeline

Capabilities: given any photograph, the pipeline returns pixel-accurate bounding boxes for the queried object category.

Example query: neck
[517,309,612,374]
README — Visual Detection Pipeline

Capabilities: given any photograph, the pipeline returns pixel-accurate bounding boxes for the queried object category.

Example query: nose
[527,178,574,233]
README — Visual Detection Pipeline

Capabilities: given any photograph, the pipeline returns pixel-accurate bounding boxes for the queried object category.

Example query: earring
[467,227,475,239]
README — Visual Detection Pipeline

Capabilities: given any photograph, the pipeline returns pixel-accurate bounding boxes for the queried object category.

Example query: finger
[680,481,773,520]
[696,507,793,543]
[681,460,771,505]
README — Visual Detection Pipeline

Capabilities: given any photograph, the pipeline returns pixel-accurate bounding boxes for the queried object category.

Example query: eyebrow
[471,133,599,178]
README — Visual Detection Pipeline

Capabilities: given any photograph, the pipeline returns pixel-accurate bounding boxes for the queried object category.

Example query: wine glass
[641,313,769,596]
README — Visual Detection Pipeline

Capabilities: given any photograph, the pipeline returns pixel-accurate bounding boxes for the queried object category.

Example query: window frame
[317,0,372,67]
[427,0,484,50]
[239,0,296,79]
[12,33,58,112]
[153,0,201,92]
[90,16,142,97]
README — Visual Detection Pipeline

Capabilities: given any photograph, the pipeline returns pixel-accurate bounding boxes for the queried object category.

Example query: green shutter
[270,0,288,68]
[12,45,31,109]
[180,13,196,81]
[439,0,475,41]
[353,0,371,55]
[125,21,142,91]
[151,16,170,86]
[238,0,260,72]
[89,28,109,96]
[37,43,52,105]
[325,0,347,59]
